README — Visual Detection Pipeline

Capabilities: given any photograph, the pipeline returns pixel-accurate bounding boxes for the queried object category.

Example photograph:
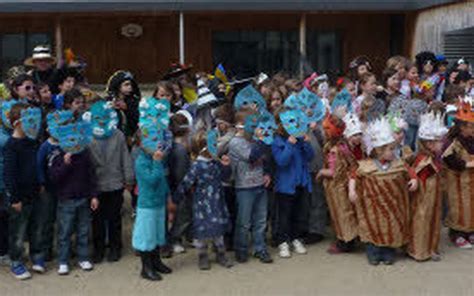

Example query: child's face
[172,84,182,98]
[449,71,459,84]
[376,143,396,162]
[395,63,407,79]
[16,80,35,100]
[348,133,362,146]
[271,92,282,110]
[424,140,443,155]
[59,77,75,93]
[70,97,85,114]
[394,131,405,145]
[157,87,173,102]
[423,62,433,75]
[361,76,377,95]
[39,86,52,104]
[387,73,401,92]
[120,80,133,96]
[357,65,369,77]
[407,66,419,82]
[438,64,447,73]
[457,63,468,71]
[259,84,272,97]
[460,122,474,138]
[346,82,357,98]
[217,121,229,134]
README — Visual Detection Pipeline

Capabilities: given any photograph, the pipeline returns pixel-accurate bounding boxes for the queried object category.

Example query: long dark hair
[10,74,34,99]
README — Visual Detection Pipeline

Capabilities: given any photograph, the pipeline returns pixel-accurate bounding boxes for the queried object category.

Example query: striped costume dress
[354,159,411,247]
[323,142,359,242]
[442,140,474,233]
[408,154,443,261]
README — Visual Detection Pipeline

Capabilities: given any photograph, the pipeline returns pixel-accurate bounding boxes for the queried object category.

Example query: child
[4,103,44,279]
[37,83,54,113]
[408,112,448,261]
[354,73,385,122]
[51,68,76,109]
[387,114,414,163]
[85,100,135,263]
[349,117,418,265]
[442,98,474,249]
[174,130,233,270]
[132,97,172,281]
[10,74,37,105]
[386,56,411,99]
[153,80,181,113]
[63,88,86,117]
[167,111,193,254]
[229,110,273,264]
[318,112,363,254]
[0,109,11,266]
[272,109,314,258]
[47,119,98,275]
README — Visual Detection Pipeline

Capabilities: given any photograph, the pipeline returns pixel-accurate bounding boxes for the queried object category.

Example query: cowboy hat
[24,45,57,66]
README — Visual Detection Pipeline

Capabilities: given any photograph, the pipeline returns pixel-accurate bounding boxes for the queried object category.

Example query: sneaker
[198,253,211,270]
[292,239,307,255]
[327,242,343,255]
[0,255,11,266]
[78,261,93,271]
[11,263,32,280]
[454,237,473,249]
[173,243,186,254]
[32,260,46,274]
[254,251,274,264]
[278,242,291,258]
[57,264,69,276]
[468,233,474,245]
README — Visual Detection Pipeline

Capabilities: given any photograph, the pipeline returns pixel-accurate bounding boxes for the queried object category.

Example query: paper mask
[207,129,218,158]
[331,88,353,113]
[20,107,42,140]
[234,85,266,111]
[56,121,93,154]
[254,111,278,145]
[298,88,326,123]
[1,99,24,129]
[279,109,309,138]
[140,123,166,155]
[47,110,74,139]
[82,100,118,139]
[139,97,171,130]
[244,113,260,134]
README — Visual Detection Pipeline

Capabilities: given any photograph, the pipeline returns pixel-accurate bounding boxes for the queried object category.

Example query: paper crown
[418,111,448,141]
[364,117,395,154]
[139,97,171,130]
[387,113,408,133]
[207,129,218,158]
[455,96,474,123]
[342,113,362,138]
[234,84,266,111]
[196,79,218,109]
[82,100,118,139]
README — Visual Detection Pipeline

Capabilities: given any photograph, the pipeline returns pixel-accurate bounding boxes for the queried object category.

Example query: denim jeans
[234,186,268,255]
[37,190,57,255]
[8,199,45,265]
[0,193,8,256]
[57,198,91,264]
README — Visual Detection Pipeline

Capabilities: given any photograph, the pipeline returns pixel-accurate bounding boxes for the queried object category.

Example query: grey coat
[89,130,135,192]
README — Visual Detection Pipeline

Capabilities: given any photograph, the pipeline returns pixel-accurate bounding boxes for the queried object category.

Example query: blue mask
[254,111,278,145]
[279,109,309,138]
[207,129,218,158]
[234,85,266,111]
[56,121,93,154]
[283,93,300,110]
[139,97,171,130]
[299,88,326,123]
[1,99,24,129]
[140,123,166,155]
[331,88,353,113]
[47,110,74,139]
[244,113,260,134]
[20,107,42,140]
[83,101,118,139]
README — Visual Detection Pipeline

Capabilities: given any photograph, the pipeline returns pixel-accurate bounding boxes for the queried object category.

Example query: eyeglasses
[24,85,36,91]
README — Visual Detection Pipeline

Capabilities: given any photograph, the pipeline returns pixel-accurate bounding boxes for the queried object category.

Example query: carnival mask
[139,97,171,130]
[279,109,309,138]
[234,84,266,111]
[47,110,74,139]
[299,88,326,123]
[140,123,166,155]
[82,101,118,139]
[244,113,260,135]
[1,99,24,129]
[207,129,219,158]
[253,111,278,145]
[20,107,42,140]
[331,88,353,113]
[56,121,92,154]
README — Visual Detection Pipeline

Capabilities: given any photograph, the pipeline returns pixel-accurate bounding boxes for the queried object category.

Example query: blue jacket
[271,136,314,195]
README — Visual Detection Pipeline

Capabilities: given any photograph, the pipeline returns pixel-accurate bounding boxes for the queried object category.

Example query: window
[212,30,341,77]
[0,33,51,79]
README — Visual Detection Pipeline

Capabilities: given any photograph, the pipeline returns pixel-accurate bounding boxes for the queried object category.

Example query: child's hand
[124,184,134,193]
[11,202,22,213]
[316,170,323,181]
[90,197,99,211]
[288,136,297,145]
[153,150,164,161]
[303,134,311,142]
[64,153,73,165]
[254,128,264,141]
[408,179,418,192]
[220,155,231,166]
[263,174,272,188]
[466,161,474,168]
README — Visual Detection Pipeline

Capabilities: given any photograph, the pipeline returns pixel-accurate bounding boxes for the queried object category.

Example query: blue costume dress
[132,150,169,251]
[174,156,231,240]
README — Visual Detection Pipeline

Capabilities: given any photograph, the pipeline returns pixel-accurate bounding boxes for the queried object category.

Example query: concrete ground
[1,195,473,296]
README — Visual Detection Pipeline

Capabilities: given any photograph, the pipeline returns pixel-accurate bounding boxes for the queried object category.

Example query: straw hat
[24,45,56,66]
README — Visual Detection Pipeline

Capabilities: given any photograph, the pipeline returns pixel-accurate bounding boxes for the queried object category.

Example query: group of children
[0,49,473,282]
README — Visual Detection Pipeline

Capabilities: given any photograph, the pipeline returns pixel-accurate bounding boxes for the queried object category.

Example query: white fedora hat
[24,45,57,66]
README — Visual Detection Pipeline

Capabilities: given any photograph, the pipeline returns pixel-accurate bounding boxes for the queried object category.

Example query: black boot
[140,252,162,281]
[198,253,211,270]
[152,248,172,274]
[216,251,233,268]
